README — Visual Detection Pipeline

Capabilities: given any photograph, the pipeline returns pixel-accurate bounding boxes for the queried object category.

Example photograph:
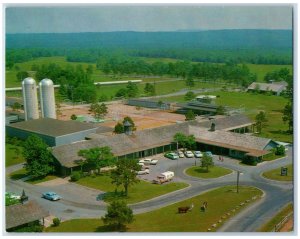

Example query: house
[247,82,287,96]
[6,200,49,231]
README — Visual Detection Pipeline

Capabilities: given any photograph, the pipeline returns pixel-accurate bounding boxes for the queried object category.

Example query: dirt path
[279,218,293,232]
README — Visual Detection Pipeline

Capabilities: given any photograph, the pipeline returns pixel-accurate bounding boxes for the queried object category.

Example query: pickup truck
[139,158,158,165]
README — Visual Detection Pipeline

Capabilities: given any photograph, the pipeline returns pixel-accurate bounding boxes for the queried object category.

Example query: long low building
[6,118,99,146]
[51,116,277,176]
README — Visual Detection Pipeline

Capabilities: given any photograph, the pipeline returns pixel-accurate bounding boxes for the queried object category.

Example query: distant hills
[6,29,292,50]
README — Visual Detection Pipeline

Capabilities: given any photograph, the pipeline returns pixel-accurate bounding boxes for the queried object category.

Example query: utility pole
[236,171,242,193]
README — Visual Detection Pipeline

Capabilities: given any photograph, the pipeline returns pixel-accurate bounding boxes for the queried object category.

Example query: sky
[5,5,293,33]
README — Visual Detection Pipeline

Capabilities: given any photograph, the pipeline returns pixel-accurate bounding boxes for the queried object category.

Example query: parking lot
[136,153,202,183]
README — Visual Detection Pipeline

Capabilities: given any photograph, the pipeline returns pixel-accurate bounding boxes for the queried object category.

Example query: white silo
[22,77,39,121]
[39,78,56,119]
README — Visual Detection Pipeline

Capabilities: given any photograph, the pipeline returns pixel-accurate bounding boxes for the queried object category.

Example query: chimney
[123,120,133,136]
[210,122,216,132]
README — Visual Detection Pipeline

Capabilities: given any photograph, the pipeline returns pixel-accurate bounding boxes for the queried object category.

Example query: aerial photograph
[3,3,294,235]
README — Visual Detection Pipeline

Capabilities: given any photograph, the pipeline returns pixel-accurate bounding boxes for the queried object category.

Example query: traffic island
[185,166,232,179]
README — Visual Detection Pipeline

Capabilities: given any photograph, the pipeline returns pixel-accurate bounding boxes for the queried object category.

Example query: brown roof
[6,200,49,229]
[7,118,98,137]
[52,116,274,167]
[247,82,286,92]
[196,114,253,131]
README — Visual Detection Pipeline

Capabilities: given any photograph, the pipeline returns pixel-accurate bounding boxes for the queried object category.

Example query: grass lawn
[76,174,188,204]
[5,143,25,167]
[262,153,285,161]
[185,166,232,179]
[9,168,58,184]
[45,185,262,232]
[258,203,293,232]
[262,164,293,181]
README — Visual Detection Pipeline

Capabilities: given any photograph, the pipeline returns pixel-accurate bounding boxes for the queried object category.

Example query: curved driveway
[6,146,293,232]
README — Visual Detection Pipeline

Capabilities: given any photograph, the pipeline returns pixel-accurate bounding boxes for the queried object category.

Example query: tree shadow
[193,168,210,174]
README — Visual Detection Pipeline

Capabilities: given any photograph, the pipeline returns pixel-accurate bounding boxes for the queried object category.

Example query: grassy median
[262,164,293,181]
[46,185,263,232]
[185,166,232,179]
[76,173,188,204]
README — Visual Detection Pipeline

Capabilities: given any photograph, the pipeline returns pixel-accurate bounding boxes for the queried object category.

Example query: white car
[177,151,184,158]
[136,169,150,175]
[185,151,194,158]
[194,151,203,158]
[139,159,158,165]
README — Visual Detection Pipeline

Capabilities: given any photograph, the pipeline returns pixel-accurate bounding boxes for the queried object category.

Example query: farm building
[51,115,277,176]
[177,101,219,115]
[127,99,171,110]
[247,81,287,95]
[6,118,99,146]
[6,200,49,231]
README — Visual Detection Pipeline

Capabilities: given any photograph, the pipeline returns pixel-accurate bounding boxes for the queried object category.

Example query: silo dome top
[22,77,36,85]
[40,78,54,86]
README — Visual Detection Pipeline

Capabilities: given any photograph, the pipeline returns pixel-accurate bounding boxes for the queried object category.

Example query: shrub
[70,171,82,182]
[52,217,61,227]
[242,157,257,166]
[275,145,286,156]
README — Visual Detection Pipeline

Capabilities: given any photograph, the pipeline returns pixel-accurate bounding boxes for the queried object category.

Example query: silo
[39,78,56,119]
[22,77,39,121]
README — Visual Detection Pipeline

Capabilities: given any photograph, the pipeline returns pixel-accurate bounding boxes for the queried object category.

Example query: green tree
[16,71,29,81]
[185,110,196,121]
[275,145,286,156]
[114,122,124,134]
[255,111,268,133]
[126,81,139,98]
[185,75,195,87]
[23,135,54,178]
[78,147,115,174]
[110,158,141,196]
[173,132,187,149]
[184,91,196,101]
[282,102,293,132]
[115,88,127,98]
[101,200,134,231]
[89,103,108,121]
[12,102,22,112]
[70,114,77,120]
[185,135,196,150]
[201,153,214,172]
[144,83,156,96]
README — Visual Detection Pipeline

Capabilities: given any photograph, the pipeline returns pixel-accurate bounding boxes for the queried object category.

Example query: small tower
[39,78,56,119]
[210,122,216,132]
[123,120,133,135]
[22,77,39,121]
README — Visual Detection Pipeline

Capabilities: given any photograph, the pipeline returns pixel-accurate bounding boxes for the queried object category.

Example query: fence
[272,211,293,232]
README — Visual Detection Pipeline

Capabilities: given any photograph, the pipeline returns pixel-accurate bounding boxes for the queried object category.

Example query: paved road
[6,146,293,231]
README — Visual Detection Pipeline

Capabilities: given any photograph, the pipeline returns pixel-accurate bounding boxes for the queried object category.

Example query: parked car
[194,151,203,158]
[139,158,158,165]
[42,192,61,201]
[184,151,194,158]
[205,151,213,157]
[177,151,184,158]
[136,169,150,175]
[164,152,179,160]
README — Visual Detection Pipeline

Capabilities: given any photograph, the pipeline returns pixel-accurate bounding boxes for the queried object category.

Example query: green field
[5,143,25,167]
[185,166,232,179]
[258,203,293,232]
[247,64,293,82]
[262,164,293,181]
[76,174,188,204]
[45,185,262,232]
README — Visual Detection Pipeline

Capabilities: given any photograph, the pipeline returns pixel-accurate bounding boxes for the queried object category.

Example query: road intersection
[6,146,293,232]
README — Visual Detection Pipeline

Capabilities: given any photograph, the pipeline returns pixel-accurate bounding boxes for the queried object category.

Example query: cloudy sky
[6,5,293,33]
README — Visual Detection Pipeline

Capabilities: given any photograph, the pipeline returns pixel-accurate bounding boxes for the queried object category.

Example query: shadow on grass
[95,224,128,232]
[10,172,28,180]
[101,191,129,203]
[192,168,210,174]
[269,130,293,136]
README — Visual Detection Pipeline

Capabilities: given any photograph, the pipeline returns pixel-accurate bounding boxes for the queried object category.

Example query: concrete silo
[22,77,39,121]
[39,78,56,119]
